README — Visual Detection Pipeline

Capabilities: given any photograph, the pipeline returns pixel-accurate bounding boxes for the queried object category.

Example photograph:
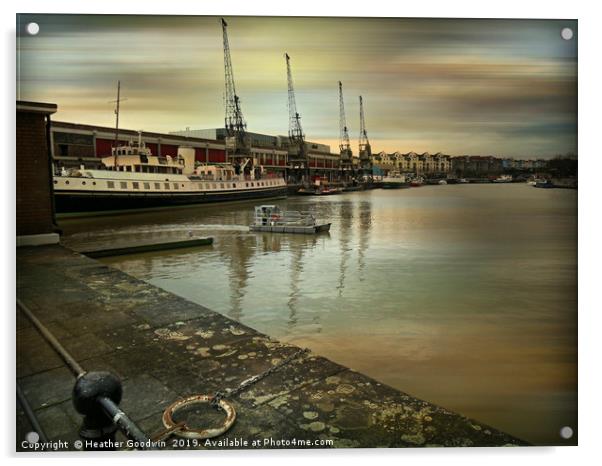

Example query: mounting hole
[561,27,573,41]
[25,431,39,444]
[560,426,573,439]
[26,22,40,36]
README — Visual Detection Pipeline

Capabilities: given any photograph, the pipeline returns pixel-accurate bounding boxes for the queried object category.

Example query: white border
[4,1,600,465]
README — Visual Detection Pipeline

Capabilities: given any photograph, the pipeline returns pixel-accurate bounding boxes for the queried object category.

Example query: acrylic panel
[15,14,578,451]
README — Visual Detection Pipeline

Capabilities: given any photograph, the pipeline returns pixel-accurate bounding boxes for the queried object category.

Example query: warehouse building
[51,122,343,178]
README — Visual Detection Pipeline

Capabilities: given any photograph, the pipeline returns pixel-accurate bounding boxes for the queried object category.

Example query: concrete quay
[16,245,528,450]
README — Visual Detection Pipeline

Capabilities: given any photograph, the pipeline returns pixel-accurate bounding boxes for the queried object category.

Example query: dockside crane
[285,53,309,182]
[338,81,353,177]
[221,18,252,172]
[358,95,373,178]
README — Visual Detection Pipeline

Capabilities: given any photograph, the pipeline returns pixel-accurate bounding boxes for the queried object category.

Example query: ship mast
[110,80,123,168]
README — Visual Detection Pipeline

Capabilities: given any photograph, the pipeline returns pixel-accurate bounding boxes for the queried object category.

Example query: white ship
[381,172,410,189]
[53,137,287,215]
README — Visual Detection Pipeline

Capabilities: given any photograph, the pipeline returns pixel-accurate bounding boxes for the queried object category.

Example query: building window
[107,181,115,189]
[120,182,127,189]
[173,183,179,190]
[164,183,170,190]
[58,144,68,156]
[144,183,150,189]
[154,183,161,189]
[133,182,139,189]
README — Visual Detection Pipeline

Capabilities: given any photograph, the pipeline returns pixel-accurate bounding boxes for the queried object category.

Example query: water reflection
[337,201,354,296]
[219,235,257,322]
[285,234,320,332]
[357,200,372,281]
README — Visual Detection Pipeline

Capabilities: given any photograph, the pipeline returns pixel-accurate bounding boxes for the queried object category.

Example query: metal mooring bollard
[72,371,122,451]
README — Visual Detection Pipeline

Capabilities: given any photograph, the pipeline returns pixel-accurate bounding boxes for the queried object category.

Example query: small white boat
[493,174,513,183]
[527,178,545,186]
[381,172,409,189]
[409,176,425,187]
[438,179,448,185]
[250,205,331,234]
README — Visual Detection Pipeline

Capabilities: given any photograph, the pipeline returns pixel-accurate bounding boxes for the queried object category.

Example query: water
[59,184,577,445]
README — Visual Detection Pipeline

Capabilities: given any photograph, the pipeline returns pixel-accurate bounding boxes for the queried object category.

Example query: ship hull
[381,183,410,189]
[55,186,288,215]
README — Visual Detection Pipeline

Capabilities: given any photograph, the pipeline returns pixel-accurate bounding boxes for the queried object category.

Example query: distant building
[171,128,279,149]
[502,158,549,172]
[451,156,503,177]
[276,136,331,154]
[371,151,451,175]
[170,128,331,154]
[169,128,340,177]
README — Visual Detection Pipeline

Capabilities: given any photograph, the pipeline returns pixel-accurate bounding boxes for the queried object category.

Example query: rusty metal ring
[162,394,236,439]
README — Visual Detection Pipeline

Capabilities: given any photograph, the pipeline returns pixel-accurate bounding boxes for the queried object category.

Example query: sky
[16,15,577,158]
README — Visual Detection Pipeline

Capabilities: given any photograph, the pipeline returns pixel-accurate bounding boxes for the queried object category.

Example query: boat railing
[253,210,317,227]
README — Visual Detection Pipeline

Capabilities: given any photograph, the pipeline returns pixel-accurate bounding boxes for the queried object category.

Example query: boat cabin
[254,205,283,226]
[101,140,185,175]
[194,164,237,181]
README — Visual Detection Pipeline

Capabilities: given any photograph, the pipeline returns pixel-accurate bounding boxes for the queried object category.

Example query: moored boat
[250,205,331,234]
[527,177,546,186]
[409,176,425,187]
[381,172,410,189]
[318,187,343,195]
[493,174,513,183]
[53,138,287,215]
[297,187,318,195]
[534,179,555,189]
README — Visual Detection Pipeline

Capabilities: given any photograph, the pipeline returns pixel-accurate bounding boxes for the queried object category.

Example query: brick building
[51,122,343,179]
[371,151,452,175]
[51,121,227,167]
[16,101,60,246]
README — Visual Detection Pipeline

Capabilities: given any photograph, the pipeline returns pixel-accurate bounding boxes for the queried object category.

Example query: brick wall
[16,111,55,236]
[54,142,95,158]
[194,147,227,163]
